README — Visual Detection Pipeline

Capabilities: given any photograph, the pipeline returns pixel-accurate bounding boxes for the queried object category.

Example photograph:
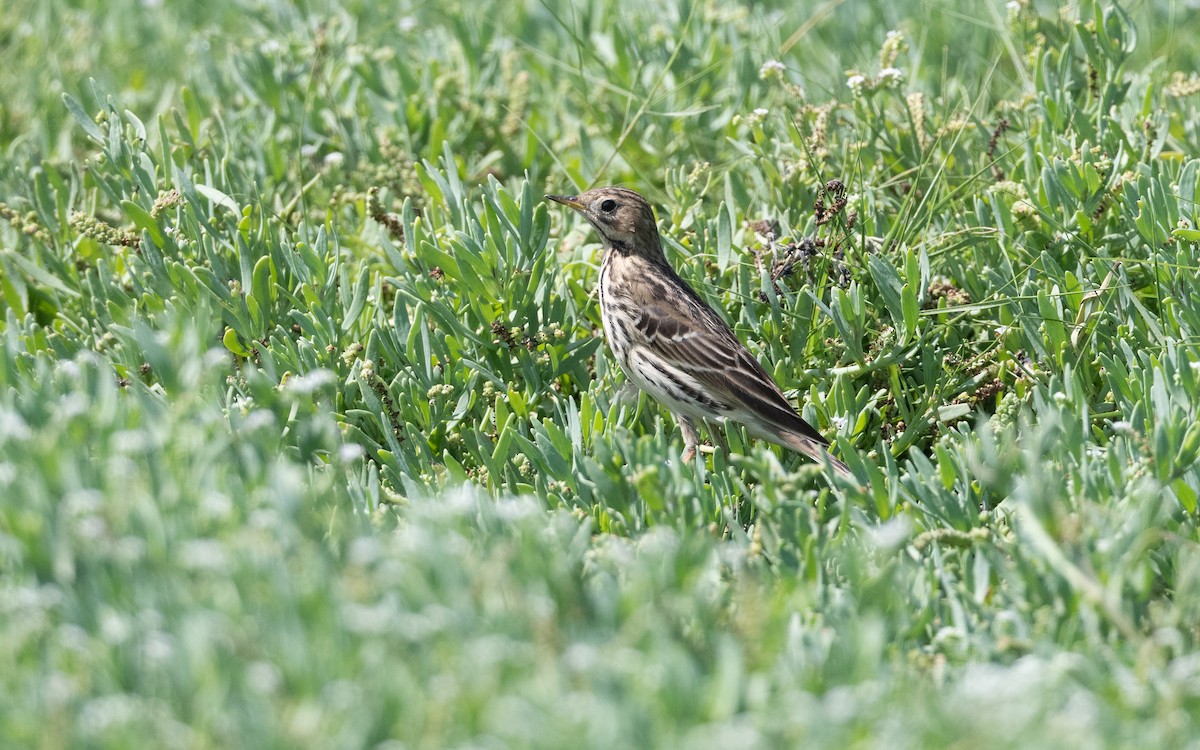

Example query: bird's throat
[607,238,631,255]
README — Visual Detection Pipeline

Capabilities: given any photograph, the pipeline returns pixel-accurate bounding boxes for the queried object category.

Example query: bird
[546,187,852,479]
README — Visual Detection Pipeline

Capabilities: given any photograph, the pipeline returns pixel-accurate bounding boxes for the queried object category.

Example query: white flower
[744,108,769,126]
[879,67,904,87]
[339,443,365,463]
[1012,199,1037,218]
[846,74,867,95]
[759,59,786,80]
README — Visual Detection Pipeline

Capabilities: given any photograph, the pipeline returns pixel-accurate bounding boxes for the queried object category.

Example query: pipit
[547,187,852,479]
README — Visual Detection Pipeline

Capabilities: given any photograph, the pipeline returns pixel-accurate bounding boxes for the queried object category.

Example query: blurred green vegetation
[2,0,1200,747]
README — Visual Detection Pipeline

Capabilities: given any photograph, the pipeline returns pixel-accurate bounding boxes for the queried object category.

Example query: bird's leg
[677,414,700,462]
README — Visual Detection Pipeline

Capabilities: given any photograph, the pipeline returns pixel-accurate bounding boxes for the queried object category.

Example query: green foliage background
[2,0,1200,746]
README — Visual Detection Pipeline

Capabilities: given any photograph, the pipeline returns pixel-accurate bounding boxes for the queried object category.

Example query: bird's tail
[777,430,854,480]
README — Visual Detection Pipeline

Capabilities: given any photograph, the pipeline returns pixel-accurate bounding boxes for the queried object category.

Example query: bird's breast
[598,261,639,372]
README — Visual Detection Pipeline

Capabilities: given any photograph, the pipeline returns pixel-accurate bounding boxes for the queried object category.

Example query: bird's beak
[545,194,585,211]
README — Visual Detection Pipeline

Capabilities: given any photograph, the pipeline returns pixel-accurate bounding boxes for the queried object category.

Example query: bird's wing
[629,287,829,446]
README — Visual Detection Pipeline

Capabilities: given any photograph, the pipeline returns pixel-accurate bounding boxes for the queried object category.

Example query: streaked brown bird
[546,187,852,479]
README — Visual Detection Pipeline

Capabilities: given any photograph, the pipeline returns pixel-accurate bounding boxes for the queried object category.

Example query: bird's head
[546,187,665,263]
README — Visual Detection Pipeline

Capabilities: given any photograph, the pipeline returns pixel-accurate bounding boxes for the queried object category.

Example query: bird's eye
[600,199,617,212]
